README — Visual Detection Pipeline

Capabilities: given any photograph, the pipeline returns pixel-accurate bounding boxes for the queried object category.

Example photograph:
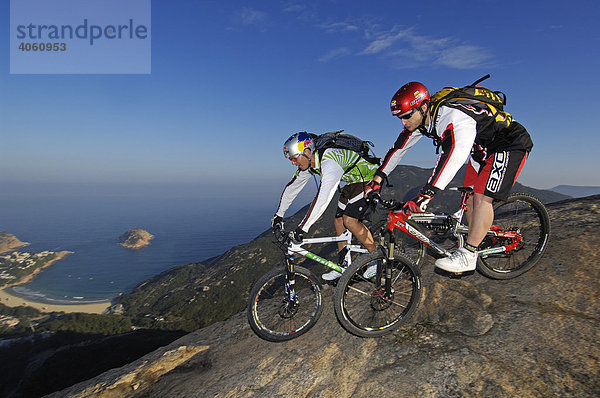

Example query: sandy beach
[0,288,112,314]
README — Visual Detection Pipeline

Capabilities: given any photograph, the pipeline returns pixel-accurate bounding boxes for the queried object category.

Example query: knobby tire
[247,266,323,342]
[333,251,421,338]
[476,193,551,279]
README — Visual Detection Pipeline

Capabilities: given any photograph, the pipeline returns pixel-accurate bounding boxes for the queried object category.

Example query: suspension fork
[378,229,395,294]
[284,255,297,302]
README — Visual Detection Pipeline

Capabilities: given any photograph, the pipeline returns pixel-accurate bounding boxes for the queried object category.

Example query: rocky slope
[119,229,154,249]
[51,195,599,397]
[0,232,28,254]
[115,166,568,332]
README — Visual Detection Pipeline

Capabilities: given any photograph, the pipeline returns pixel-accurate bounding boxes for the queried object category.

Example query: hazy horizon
[2,1,600,192]
[1,170,592,201]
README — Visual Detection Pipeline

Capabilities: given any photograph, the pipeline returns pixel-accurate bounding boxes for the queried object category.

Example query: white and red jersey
[377,103,533,191]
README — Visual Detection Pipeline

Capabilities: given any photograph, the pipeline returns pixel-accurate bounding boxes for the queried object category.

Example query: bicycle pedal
[449,270,475,278]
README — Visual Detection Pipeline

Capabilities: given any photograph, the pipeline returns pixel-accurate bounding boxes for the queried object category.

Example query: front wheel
[476,193,551,279]
[334,250,421,338]
[247,266,323,342]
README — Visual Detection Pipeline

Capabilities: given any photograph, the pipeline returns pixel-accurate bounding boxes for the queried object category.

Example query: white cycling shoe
[322,269,344,281]
[362,262,378,278]
[435,247,477,273]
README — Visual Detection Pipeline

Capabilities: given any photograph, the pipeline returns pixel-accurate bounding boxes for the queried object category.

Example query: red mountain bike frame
[385,190,524,258]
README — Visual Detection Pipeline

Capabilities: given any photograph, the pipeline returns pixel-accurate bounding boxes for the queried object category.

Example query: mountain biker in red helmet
[365,80,533,273]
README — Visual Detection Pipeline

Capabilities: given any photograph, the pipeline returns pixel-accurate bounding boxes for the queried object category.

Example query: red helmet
[390,82,430,117]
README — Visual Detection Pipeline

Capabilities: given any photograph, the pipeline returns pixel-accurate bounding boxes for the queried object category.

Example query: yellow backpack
[430,74,510,128]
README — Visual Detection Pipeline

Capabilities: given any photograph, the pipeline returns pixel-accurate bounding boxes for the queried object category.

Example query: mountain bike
[246,227,421,342]
[383,188,550,278]
[334,187,551,337]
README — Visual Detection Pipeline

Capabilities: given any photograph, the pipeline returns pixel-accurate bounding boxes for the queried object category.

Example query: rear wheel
[333,250,421,337]
[476,193,550,279]
[247,266,323,342]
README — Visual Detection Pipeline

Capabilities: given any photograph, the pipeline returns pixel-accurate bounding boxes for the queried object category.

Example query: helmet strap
[301,150,312,167]
[418,100,430,128]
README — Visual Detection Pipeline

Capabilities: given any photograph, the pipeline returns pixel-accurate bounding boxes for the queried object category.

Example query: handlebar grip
[381,199,405,211]
[272,226,287,243]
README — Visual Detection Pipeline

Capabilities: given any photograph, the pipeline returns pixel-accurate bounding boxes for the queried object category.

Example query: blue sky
[1,0,599,201]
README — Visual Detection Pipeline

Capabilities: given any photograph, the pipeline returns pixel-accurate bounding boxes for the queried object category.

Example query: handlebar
[369,194,404,210]
[272,225,288,244]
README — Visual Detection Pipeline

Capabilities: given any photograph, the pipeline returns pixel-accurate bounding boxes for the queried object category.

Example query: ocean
[0,196,279,304]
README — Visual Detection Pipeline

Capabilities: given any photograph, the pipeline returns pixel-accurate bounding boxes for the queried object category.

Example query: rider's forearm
[298,181,339,233]
[378,129,421,178]
[275,170,311,217]
[298,160,343,233]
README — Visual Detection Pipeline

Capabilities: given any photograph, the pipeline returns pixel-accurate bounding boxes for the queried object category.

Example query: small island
[0,232,29,254]
[119,228,154,249]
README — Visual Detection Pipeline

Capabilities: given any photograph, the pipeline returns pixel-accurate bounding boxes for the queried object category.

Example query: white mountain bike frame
[286,230,369,273]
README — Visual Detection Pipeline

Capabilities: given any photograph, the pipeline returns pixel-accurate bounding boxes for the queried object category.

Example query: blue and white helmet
[283,132,315,160]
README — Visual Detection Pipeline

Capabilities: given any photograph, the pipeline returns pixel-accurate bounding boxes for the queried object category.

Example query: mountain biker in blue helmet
[273,132,378,281]
[365,81,533,273]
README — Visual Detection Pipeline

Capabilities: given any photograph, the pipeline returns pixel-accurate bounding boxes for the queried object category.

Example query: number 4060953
[18,42,66,51]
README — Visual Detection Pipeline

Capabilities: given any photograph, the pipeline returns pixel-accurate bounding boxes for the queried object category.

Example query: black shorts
[334,182,370,220]
[464,150,527,201]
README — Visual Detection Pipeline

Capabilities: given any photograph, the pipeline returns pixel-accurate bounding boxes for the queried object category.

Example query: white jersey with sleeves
[275,147,377,233]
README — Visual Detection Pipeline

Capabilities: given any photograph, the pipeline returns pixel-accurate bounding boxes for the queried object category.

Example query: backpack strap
[469,74,491,87]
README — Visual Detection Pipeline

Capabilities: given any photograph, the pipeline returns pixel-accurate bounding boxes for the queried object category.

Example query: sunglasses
[398,108,417,120]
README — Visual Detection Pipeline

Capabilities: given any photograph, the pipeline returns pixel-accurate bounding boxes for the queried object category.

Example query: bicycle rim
[247,266,323,342]
[334,251,421,338]
[477,193,551,279]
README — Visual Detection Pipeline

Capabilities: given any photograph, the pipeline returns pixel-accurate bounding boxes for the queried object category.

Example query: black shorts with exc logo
[464,149,528,201]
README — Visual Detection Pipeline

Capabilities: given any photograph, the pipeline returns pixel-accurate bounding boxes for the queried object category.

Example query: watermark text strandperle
[16,19,148,46]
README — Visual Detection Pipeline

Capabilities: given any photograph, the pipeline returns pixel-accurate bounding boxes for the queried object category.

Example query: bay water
[0,196,278,304]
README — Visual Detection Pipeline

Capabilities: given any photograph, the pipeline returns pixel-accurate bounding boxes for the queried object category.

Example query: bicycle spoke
[476,193,550,279]
[334,252,421,337]
[247,267,323,342]
[346,284,371,297]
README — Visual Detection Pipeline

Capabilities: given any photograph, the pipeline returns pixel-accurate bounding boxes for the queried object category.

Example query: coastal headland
[2,250,72,288]
[0,232,28,254]
[0,250,111,314]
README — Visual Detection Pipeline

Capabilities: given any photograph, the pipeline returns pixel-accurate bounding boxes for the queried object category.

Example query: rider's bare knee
[342,215,360,229]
